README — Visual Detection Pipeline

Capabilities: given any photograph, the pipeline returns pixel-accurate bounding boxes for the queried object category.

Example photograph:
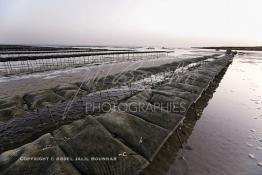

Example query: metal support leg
[194,103,199,120]
[176,129,183,148]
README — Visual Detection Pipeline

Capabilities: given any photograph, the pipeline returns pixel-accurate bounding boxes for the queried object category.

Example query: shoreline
[195,46,262,51]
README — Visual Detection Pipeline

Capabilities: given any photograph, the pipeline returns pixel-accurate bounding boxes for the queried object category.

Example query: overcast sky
[0,0,262,47]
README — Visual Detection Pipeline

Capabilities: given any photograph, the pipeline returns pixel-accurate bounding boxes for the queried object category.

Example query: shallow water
[0,48,222,82]
[167,52,262,175]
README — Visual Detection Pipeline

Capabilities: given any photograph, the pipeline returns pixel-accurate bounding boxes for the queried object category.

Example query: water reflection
[167,52,262,175]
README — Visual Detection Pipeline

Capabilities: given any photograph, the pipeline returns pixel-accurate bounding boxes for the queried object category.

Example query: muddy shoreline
[0,53,234,175]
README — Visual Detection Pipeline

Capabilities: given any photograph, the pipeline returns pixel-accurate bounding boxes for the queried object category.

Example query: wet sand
[0,48,235,175]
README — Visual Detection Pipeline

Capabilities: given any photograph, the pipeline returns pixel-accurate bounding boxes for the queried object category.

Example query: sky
[0,0,262,47]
